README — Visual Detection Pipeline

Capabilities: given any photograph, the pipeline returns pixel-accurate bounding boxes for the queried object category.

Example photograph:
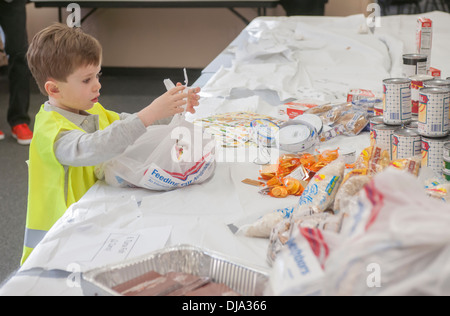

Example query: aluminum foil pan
[81,245,269,296]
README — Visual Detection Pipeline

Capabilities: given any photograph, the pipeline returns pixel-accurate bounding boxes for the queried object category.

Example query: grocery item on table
[82,245,268,296]
[277,100,326,120]
[418,87,450,138]
[391,128,422,160]
[333,175,372,213]
[421,135,450,174]
[410,74,434,115]
[239,206,295,238]
[402,53,428,77]
[259,149,340,199]
[194,112,285,148]
[277,120,319,153]
[382,78,412,126]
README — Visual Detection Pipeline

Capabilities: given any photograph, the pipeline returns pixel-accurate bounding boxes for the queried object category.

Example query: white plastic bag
[324,168,450,296]
[103,115,216,191]
[103,73,216,191]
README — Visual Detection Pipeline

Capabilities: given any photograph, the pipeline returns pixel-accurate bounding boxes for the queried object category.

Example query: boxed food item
[278,100,327,120]
[416,17,432,68]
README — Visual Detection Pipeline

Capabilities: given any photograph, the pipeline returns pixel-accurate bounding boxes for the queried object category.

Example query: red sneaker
[0,129,4,141]
[12,123,33,145]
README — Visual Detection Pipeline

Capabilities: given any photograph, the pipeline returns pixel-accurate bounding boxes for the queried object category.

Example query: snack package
[261,150,340,199]
[296,159,346,216]
[389,155,421,176]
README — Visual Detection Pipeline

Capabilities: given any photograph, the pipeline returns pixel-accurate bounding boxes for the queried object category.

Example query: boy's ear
[44,80,60,97]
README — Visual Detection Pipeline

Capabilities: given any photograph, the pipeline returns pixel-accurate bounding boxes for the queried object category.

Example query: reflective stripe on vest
[20,103,120,265]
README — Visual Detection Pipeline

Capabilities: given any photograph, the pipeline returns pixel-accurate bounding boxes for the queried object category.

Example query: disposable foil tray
[81,245,269,296]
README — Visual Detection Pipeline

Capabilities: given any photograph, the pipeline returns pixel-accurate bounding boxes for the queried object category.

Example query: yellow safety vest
[21,103,120,265]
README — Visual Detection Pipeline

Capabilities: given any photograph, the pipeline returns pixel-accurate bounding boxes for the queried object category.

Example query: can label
[422,136,450,174]
[383,80,412,125]
[372,125,398,159]
[418,90,450,137]
[392,133,421,160]
[369,118,384,145]
[410,75,433,115]
[403,62,427,78]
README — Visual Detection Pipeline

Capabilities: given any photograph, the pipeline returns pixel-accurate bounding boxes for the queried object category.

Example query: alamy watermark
[66,3,81,27]
[366,262,382,288]
[366,3,382,28]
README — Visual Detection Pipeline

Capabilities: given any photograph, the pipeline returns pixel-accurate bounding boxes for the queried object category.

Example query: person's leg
[0,0,31,129]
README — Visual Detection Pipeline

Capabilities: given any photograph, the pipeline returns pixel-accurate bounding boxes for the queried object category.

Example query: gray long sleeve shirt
[44,102,147,168]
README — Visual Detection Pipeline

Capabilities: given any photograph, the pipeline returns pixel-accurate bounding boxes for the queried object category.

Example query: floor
[0,67,202,285]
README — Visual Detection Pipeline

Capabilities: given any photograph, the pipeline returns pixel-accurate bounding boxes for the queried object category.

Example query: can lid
[383,78,411,84]
[373,123,399,131]
[402,53,428,64]
[409,74,434,81]
[420,87,450,94]
[443,142,450,150]
[370,116,384,123]
[422,135,450,142]
[394,127,420,137]
[424,79,450,88]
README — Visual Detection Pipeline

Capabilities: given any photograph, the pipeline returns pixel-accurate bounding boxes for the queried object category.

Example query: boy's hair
[27,23,102,96]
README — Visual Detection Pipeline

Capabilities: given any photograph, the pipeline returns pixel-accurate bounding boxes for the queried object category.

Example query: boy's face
[47,63,102,114]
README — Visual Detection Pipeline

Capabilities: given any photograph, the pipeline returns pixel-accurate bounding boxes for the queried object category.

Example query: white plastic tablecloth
[2,11,450,296]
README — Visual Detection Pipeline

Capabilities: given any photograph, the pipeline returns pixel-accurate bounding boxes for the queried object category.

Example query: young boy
[21,23,200,264]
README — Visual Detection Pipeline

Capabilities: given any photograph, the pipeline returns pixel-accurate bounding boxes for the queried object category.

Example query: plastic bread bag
[333,175,372,214]
[267,210,344,265]
[324,168,450,296]
[295,158,345,217]
[266,226,326,296]
[237,206,295,238]
[103,71,216,191]
[332,108,369,136]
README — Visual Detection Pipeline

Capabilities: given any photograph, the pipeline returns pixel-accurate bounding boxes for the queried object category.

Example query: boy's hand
[176,82,201,114]
[138,85,188,127]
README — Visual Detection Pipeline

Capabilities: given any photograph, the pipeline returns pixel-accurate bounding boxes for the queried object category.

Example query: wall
[25,1,373,69]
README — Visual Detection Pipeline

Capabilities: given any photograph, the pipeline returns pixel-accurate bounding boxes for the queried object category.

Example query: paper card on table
[89,226,172,268]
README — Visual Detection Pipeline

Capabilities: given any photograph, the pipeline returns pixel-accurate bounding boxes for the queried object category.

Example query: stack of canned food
[371,76,450,177]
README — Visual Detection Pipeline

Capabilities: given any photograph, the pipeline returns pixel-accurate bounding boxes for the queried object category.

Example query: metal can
[369,116,384,145]
[372,124,399,159]
[409,74,434,115]
[383,78,412,126]
[402,54,428,77]
[443,169,450,181]
[418,87,450,137]
[408,117,419,129]
[443,157,450,170]
[391,128,422,160]
[421,135,450,174]
[424,78,450,91]
[443,142,450,159]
